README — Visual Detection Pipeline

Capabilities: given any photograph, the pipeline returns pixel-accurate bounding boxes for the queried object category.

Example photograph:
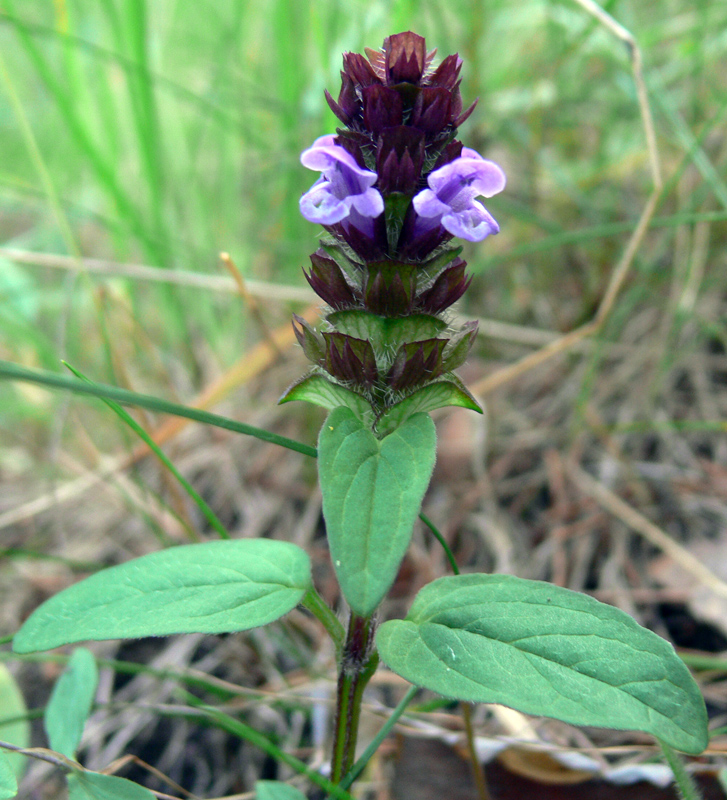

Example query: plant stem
[330,612,377,786]
[301,587,345,652]
[461,702,492,800]
[341,684,419,790]
[658,739,704,800]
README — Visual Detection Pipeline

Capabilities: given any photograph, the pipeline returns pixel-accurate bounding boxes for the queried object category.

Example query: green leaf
[318,407,436,615]
[67,771,156,800]
[256,780,308,800]
[279,372,373,422]
[377,574,708,754]
[291,315,325,363]
[13,540,312,653]
[44,648,98,759]
[0,751,17,800]
[376,378,482,437]
[0,664,29,781]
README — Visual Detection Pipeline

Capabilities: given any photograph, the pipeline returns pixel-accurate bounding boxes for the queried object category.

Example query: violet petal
[299,180,350,225]
[411,147,505,243]
[299,135,383,226]
[441,201,499,241]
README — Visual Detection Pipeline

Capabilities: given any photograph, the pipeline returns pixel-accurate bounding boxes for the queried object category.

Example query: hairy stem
[341,684,419,790]
[330,612,377,786]
[658,739,704,800]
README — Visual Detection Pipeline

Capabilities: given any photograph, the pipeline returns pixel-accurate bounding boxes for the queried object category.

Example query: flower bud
[322,333,378,388]
[363,261,417,317]
[381,31,428,84]
[375,128,425,196]
[417,258,472,315]
[304,250,358,309]
[387,339,447,391]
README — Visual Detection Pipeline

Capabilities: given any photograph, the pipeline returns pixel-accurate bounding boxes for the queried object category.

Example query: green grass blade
[186,699,355,800]
[0,48,78,258]
[340,685,419,790]
[2,3,164,262]
[650,77,727,210]
[0,359,317,458]
[0,13,247,138]
[117,0,169,250]
[419,512,459,575]
[63,362,228,540]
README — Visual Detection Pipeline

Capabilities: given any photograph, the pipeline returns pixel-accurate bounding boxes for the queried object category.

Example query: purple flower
[299,135,384,227]
[412,148,506,242]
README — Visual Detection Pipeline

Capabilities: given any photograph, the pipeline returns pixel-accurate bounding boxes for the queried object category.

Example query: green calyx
[282,247,482,435]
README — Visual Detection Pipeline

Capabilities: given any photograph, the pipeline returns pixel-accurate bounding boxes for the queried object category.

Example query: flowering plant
[4,31,708,800]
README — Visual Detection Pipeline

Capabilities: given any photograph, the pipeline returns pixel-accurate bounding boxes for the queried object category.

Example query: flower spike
[285,32,504,432]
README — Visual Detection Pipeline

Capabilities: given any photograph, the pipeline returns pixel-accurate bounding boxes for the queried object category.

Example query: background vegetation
[1,0,725,440]
[1,0,727,796]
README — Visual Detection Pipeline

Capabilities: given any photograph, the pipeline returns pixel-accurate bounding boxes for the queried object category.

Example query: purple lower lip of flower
[412,147,506,242]
[299,134,384,226]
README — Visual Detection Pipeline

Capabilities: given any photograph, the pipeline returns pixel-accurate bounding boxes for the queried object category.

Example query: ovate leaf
[0,664,29,781]
[44,648,98,758]
[318,407,436,615]
[279,372,373,422]
[376,378,482,437]
[256,780,308,800]
[13,540,311,653]
[0,750,17,799]
[68,771,156,800]
[377,574,708,754]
